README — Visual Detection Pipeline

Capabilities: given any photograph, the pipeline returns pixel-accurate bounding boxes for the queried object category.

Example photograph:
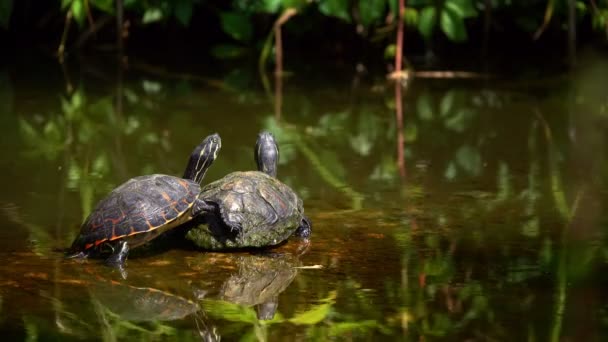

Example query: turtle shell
[70,174,200,254]
[197,171,304,248]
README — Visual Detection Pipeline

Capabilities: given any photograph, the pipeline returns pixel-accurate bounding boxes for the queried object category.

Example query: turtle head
[255,131,279,177]
[183,133,221,184]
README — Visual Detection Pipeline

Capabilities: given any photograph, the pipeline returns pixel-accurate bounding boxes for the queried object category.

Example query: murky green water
[1,56,608,341]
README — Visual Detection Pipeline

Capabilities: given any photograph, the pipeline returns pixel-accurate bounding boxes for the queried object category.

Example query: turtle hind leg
[294,216,312,238]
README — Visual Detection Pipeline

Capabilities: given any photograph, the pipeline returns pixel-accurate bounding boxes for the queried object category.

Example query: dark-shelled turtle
[67,133,222,268]
[187,132,311,249]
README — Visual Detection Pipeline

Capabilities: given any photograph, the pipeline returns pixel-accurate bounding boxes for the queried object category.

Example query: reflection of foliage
[203,290,383,340]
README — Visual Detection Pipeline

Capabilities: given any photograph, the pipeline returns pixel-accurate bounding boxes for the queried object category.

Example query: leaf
[71,0,85,26]
[384,44,396,59]
[174,0,193,26]
[262,0,282,13]
[440,5,467,42]
[328,320,378,337]
[418,7,436,39]
[359,0,385,27]
[220,12,253,42]
[404,8,418,26]
[142,8,164,24]
[289,302,331,325]
[201,300,258,323]
[318,0,350,22]
[446,0,477,18]
[0,0,13,28]
[90,0,114,13]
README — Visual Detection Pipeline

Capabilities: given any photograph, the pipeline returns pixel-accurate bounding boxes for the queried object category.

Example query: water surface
[1,56,608,340]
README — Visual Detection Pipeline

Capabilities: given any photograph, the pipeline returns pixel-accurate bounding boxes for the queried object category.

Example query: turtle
[187,131,311,250]
[67,133,222,268]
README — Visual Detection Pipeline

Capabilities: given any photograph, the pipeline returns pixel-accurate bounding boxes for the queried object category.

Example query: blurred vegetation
[1,0,607,65]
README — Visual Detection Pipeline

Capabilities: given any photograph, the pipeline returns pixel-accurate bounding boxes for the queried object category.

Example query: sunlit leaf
[201,299,258,323]
[289,302,331,325]
[220,12,253,42]
[0,0,12,28]
[142,80,162,94]
[328,320,378,336]
[384,43,396,59]
[446,0,477,18]
[404,8,418,26]
[262,0,282,13]
[71,0,86,26]
[441,5,467,41]
[418,7,436,39]
[142,8,164,24]
[318,0,350,22]
[359,0,385,27]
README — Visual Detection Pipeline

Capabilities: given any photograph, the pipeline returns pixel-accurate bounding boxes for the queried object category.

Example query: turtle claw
[105,240,129,271]
[294,216,312,238]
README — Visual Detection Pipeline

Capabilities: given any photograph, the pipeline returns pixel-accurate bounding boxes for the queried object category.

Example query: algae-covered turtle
[187,132,311,249]
[67,133,222,268]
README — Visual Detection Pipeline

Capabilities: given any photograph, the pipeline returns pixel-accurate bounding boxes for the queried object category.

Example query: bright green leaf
[318,0,350,22]
[289,302,331,325]
[262,0,282,13]
[359,0,386,27]
[446,0,477,18]
[384,44,396,59]
[142,8,164,24]
[418,7,436,39]
[71,0,85,26]
[201,300,258,323]
[441,5,467,41]
[404,8,418,26]
[220,12,253,42]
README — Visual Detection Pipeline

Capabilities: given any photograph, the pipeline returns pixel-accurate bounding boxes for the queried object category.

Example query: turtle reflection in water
[67,134,221,269]
[89,279,219,341]
[195,252,301,321]
[187,132,311,250]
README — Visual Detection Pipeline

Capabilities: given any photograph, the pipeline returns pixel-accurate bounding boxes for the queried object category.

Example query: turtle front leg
[105,240,129,268]
[192,198,217,217]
